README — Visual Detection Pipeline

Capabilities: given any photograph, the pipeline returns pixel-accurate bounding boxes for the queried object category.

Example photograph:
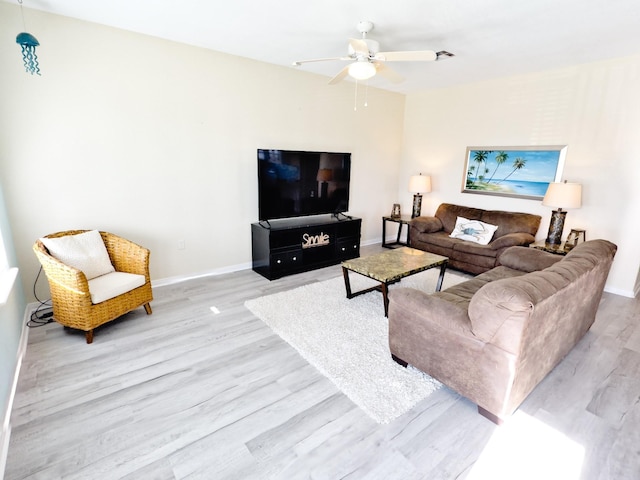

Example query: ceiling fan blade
[292,56,351,66]
[375,50,437,62]
[349,38,369,56]
[328,65,350,85]
[375,62,404,84]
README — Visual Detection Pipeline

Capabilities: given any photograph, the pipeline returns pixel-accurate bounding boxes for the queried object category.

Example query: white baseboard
[152,261,253,288]
[0,306,30,479]
[604,285,636,298]
[0,423,10,480]
[152,239,382,288]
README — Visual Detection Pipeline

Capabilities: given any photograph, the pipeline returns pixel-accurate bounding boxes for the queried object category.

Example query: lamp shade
[542,182,582,209]
[408,174,432,194]
[348,61,376,80]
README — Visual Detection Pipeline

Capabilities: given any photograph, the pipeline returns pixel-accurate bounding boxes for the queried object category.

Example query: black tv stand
[251,215,361,280]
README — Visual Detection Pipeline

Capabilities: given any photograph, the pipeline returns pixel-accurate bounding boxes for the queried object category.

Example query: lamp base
[412,194,423,218]
[545,210,567,245]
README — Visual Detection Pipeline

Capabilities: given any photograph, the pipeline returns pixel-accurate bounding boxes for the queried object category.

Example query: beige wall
[2,3,637,299]
[401,56,640,296]
[0,4,405,299]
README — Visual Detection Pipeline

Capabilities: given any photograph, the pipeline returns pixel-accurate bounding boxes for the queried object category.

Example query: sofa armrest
[498,246,562,272]
[410,216,443,234]
[389,288,472,335]
[488,232,535,250]
[468,280,534,354]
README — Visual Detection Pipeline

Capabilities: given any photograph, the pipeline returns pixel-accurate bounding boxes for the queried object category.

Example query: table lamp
[542,180,582,245]
[409,174,432,218]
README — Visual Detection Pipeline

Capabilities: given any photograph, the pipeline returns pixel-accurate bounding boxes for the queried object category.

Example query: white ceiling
[10,0,640,93]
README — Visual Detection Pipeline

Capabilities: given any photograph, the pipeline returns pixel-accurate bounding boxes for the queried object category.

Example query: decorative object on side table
[542,180,582,244]
[409,173,431,218]
[390,203,401,218]
[564,228,586,252]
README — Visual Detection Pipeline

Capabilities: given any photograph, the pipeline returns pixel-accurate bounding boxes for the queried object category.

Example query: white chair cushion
[40,230,115,280]
[88,271,146,304]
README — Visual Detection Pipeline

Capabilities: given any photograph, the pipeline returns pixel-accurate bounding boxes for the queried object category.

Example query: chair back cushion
[40,230,115,280]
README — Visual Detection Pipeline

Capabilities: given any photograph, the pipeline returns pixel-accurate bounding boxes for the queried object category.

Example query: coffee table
[341,247,448,317]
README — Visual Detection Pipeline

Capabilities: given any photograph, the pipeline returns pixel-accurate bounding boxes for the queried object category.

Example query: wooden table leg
[343,267,390,316]
[342,267,353,298]
[382,282,390,317]
[382,218,388,248]
[435,262,447,292]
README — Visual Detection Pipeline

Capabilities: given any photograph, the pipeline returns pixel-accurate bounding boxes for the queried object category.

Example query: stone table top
[341,247,448,283]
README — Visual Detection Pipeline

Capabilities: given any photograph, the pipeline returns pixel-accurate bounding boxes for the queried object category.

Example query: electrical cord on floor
[27,266,54,328]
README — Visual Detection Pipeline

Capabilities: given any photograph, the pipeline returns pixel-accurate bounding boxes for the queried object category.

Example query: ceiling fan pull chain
[364,80,369,107]
[354,79,358,111]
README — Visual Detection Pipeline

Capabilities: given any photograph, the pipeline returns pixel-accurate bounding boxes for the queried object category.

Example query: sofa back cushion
[435,203,540,238]
[435,203,484,233]
[480,210,541,238]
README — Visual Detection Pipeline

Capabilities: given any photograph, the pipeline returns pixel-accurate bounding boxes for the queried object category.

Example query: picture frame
[391,203,401,218]
[462,145,567,200]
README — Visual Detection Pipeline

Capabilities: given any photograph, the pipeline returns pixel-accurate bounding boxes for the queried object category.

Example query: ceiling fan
[292,21,452,85]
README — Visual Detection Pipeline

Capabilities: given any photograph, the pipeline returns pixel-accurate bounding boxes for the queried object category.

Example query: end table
[530,241,569,256]
[382,215,412,248]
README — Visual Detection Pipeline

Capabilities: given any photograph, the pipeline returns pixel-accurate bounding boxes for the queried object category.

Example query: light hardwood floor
[6,244,640,479]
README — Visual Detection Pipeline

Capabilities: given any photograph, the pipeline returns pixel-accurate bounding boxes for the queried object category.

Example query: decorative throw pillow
[40,230,115,280]
[449,216,498,245]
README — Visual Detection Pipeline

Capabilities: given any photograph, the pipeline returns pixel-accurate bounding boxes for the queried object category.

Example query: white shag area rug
[245,267,470,424]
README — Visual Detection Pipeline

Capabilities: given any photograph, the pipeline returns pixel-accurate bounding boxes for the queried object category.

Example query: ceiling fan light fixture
[348,61,376,80]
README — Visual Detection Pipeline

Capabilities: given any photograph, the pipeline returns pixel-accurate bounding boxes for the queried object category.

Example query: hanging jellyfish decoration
[16,32,41,75]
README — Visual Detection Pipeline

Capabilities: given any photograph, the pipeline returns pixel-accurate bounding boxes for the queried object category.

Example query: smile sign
[302,232,330,249]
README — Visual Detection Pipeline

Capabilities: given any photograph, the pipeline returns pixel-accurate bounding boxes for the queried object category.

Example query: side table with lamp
[531,180,583,255]
[382,174,432,248]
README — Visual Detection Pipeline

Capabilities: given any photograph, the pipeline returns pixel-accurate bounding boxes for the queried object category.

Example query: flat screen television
[257,149,351,221]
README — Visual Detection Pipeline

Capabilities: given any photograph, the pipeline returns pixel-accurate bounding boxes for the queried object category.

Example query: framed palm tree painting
[462,145,567,200]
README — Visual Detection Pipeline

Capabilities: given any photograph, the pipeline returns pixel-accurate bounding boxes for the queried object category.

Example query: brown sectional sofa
[388,239,617,423]
[410,203,541,274]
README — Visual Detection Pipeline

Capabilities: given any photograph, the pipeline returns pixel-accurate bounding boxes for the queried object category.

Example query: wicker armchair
[33,230,153,343]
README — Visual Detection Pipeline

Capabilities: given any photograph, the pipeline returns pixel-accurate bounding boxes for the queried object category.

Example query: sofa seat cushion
[88,271,146,304]
[413,230,457,249]
[453,240,501,258]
